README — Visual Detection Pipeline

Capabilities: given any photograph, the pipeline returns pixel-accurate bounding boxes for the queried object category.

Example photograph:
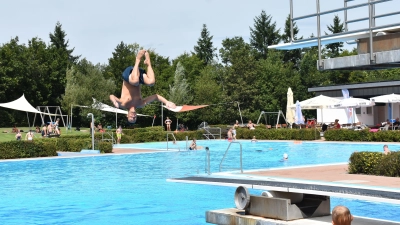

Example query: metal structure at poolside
[170,163,400,225]
[269,0,400,71]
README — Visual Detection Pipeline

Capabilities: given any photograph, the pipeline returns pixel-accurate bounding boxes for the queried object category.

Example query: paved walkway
[246,164,400,189]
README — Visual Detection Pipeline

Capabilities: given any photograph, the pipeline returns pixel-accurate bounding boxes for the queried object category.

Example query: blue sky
[1,0,397,65]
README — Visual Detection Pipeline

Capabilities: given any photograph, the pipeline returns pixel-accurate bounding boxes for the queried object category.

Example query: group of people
[15,130,34,141]
[41,118,61,137]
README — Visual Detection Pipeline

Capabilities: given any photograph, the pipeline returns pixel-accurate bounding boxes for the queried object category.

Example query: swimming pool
[0,140,399,224]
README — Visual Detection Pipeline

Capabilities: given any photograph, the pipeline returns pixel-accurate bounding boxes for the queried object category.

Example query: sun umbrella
[330,97,375,124]
[290,95,342,109]
[370,93,400,123]
[331,97,375,108]
[290,95,341,124]
[294,100,304,124]
[286,88,295,125]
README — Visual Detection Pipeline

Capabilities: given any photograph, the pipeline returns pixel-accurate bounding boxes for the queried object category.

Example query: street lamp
[87,113,94,150]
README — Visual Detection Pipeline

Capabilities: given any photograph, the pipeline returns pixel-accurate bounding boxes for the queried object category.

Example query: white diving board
[269,25,400,50]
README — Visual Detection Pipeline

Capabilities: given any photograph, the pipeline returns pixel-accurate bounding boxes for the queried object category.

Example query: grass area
[0,127,91,142]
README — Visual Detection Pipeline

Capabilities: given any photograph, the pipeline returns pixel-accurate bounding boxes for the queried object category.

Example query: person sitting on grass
[25,130,34,141]
[332,205,353,225]
[15,130,22,141]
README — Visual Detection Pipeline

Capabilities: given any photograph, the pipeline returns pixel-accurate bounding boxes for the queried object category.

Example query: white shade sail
[0,94,42,113]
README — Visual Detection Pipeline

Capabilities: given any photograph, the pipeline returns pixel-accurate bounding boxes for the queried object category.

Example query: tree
[193,24,217,65]
[325,15,345,58]
[62,59,117,126]
[219,37,259,121]
[249,10,280,60]
[281,14,302,68]
[49,21,80,63]
[169,62,193,105]
[48,22,80,106]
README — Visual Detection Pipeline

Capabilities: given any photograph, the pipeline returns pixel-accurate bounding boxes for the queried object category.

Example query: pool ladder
[166,132,181,151]
[219,141,243,173]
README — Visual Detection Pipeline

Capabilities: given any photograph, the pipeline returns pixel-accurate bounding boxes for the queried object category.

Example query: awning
[164,105,209,113]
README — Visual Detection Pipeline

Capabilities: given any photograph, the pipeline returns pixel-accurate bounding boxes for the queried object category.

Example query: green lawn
[0,127,91,142]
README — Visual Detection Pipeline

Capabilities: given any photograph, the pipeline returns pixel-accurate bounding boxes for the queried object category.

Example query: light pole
[236,101,243,126]
[87,113,94,150]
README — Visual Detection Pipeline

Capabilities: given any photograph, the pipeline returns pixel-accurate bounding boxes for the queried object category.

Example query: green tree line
[1,13,400,129]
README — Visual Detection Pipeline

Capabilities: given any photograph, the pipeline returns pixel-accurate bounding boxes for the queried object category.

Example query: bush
[324,129,400,142]
[236,127,318,140]
[0,141,57,159]
[349,151,400,177]
[98,141,112,153]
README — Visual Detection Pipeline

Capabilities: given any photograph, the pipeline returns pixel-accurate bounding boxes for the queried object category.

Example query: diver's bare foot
[136,49,146,61]
[144,51,151,66]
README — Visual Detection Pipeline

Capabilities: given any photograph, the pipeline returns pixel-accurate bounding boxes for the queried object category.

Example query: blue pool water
[0,140,399,225]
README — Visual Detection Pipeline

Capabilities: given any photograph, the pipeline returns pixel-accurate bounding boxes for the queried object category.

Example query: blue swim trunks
[122,66,146,85]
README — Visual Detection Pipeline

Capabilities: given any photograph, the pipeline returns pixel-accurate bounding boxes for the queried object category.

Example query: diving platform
[268,0,400,70]
[168,163,400,225]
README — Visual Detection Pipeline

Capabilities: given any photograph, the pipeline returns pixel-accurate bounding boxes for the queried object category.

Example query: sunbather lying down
[110,50,176,124]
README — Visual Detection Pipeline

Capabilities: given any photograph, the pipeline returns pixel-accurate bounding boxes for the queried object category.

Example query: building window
[366,107,372,114]
[355,108,361,114]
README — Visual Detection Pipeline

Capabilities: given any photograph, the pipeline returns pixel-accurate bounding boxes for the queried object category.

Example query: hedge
[349,151,400,177]
[0,138,112,159]
[324,129,400,142]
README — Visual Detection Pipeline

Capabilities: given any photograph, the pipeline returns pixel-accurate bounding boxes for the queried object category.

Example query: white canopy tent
[0,94,57,128]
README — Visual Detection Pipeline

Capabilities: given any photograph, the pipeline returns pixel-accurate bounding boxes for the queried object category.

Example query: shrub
[325,129,400,142]
[349,151,400,177]
[98,141,113,153]
[348,151,383,174]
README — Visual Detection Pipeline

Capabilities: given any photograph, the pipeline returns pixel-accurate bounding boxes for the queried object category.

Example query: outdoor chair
[380,124,390,131]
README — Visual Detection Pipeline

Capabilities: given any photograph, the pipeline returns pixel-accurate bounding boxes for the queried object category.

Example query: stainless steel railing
[219,141,243,173]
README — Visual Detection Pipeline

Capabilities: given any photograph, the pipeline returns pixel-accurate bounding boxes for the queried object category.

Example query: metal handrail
[219,141,243,173]
[166,132,180,151]
[202,127,222,140]
[101,131,115,144]
[205,147,210,175]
